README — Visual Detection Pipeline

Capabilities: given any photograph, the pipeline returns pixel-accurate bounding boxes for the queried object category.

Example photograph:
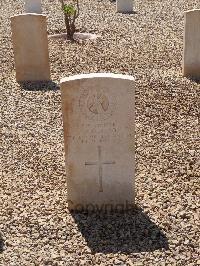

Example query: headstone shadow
[71,205,169,254]
[118,11,137,15]
[19,81,59,91]
[0,232,5,253]
[188,77,200,84]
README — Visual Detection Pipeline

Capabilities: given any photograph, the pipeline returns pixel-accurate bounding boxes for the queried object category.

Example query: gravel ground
[1,0,200,265]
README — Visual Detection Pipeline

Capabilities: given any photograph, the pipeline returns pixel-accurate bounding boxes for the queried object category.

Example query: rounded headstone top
[184,9,200,14]
[60,73,135,84]
[11,13,46,19]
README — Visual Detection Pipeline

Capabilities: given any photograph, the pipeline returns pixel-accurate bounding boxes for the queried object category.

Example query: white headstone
[60,73,135,212]
[117,0,133,13]
[25,0,42,14]
[11,14,50,82]
[183,9,200,78]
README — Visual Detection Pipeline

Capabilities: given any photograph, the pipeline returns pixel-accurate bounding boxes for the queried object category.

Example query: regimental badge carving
[87,93,109,114]
[79,88,115,121]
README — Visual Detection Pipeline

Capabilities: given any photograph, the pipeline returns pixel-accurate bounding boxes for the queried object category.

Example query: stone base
[49,32,99,41]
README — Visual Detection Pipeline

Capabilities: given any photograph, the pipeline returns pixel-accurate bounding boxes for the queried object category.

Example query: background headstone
[117,0,133,13]
[25,0,42,14]
[61,73,135,212]
[11,14,50,82]
[183,9,200,78]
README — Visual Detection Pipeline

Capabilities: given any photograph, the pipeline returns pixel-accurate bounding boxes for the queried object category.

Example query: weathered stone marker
[11,14,50,82]
[117,0,133,13]
[25,0,42,14]
[60,73,135,212]
[183,9,200,78]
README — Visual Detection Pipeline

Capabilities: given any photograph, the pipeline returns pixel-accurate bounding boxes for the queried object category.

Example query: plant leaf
[63,4,76,15]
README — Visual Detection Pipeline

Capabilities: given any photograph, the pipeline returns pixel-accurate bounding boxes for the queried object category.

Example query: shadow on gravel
[0,233,5,253]
[19,81,59,91]
[118,11,137,15]
[188,77,200,84]
[71,206,169,254]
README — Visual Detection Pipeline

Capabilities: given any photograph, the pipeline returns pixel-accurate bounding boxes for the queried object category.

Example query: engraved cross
[85,146,115,192]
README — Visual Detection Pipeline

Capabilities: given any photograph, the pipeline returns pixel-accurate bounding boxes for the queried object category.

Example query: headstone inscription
[60,73,135,212]
[183,9,200,78]
[11,14,50,82]
[116,0,133,13]
[25,0,42,14]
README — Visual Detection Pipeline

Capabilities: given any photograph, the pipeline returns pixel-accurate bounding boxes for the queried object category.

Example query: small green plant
[59,0,79,40]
